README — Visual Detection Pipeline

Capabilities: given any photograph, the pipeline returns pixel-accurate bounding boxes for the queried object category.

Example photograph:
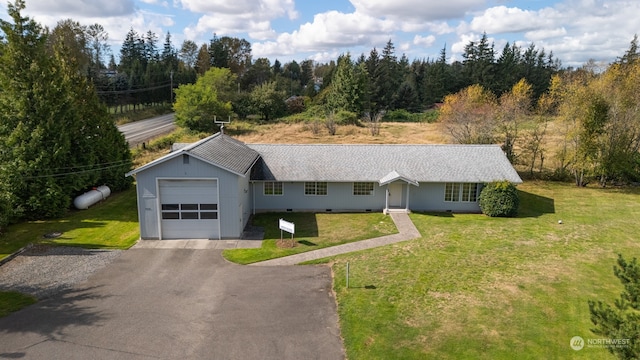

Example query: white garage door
[159,179,219,239]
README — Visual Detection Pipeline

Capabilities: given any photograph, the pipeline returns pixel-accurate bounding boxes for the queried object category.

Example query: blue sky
[4,0,639,67]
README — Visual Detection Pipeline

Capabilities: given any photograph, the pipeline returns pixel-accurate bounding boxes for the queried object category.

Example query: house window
[264,181,283,196]
[353,182,374,196]
[461,183,478,202]
[445,183,478,202]
[305,182,328,196]
[161,203,218,220]
[444,183,460,202]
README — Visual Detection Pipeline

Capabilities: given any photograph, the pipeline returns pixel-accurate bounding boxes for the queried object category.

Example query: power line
[20,160,132,173]
[18,161,131,180]
[96,82,172,95]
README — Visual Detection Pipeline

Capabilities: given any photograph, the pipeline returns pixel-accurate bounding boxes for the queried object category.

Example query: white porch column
[385,186,389,213]
[405,183,410,211]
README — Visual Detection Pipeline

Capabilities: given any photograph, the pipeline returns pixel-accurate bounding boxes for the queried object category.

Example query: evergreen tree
[365,47,380,110]
[616,34,639,66]
[462,33,496,92]
[496,43,523,95]
[0,0,131,221]
[144,30,159,63]
[161,32,178,72]
[326,54,361,114]
[119,28,143,73]
[272,59,282,75]
[373,40,400,111]
[589,255,640,359]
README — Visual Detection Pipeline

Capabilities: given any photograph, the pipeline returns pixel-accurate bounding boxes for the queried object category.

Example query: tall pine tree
[0,0,131,222]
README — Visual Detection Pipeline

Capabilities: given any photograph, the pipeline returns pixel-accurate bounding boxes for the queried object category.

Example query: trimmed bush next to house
[479,181,520,217]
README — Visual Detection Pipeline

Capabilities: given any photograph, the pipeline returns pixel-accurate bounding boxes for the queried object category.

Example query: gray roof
[248,144,522,184]
[188,134,259,175]
[128,133,522,184]
[127,133,260,177]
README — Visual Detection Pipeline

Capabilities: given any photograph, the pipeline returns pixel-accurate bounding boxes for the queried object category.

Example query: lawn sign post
[279,218,295,246]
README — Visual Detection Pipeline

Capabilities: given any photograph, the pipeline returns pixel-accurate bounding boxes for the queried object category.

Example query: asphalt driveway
[0,249,344,359]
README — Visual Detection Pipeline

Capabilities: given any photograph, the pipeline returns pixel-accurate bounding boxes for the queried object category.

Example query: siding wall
[251,181,482,213]
[410,183,483,212]
[252,182,386,212]
[134,155,245,239]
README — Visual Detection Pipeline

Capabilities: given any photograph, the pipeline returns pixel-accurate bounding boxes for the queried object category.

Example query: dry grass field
[231,121,453,144]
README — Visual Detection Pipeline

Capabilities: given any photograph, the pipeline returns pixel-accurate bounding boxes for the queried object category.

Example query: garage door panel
[159,179,219,239]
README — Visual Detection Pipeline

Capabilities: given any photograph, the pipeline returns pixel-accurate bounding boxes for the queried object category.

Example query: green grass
[0,291,37,317]
[0,187,139,260]
[312,181,639,359]
[223,212,397,264]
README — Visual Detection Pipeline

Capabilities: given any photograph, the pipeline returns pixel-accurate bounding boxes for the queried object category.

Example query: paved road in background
[117,113,176,148]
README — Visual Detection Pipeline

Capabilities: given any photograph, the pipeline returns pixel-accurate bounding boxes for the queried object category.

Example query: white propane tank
[73,185,111,210]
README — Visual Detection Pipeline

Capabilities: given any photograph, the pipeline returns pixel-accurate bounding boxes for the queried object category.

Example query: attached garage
[158,179,219,239]
[127,133,260,240]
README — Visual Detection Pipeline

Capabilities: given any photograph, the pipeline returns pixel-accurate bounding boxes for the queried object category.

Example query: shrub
[381,109,440,123]
[335,110,359,125]
[285,96,306,114]
[384,109,412,122]
[479,181,520,217]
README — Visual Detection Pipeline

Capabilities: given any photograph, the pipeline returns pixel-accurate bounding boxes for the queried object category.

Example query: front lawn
[223,212,397,264]
[314,181,639,359]
[0,187,139,260]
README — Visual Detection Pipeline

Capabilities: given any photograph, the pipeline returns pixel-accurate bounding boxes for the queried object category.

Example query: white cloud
[469,6,556,34]
[308,51,341,64]
[252,10,395,58]
[525,27,567,41]
[179,0,297,42]
[178,0,297,19]
[350,0,485,20]
[450,0,640,67]
[413,35,436,47]
[24,0,135,17]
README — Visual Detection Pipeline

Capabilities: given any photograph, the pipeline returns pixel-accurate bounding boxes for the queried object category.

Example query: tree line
[439,36,640,186]
[169,34,561,132]
[46,14,561,121]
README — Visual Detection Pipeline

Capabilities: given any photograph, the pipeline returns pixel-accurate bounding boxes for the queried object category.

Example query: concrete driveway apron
[0,249,344,360]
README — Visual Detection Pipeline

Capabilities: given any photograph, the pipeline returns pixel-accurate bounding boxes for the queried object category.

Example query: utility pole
[170,70,174,103]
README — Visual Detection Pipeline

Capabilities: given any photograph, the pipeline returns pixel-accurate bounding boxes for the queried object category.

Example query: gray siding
[251,181,483,213]
[410,183,482,213]
[237,175,252,235]
[252,182,386,212]
[134,155,245,239]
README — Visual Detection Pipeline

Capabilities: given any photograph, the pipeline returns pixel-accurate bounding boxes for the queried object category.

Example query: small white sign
[279,218,295,234]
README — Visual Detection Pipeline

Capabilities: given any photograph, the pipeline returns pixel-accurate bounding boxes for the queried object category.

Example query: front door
[388,183,403,208]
